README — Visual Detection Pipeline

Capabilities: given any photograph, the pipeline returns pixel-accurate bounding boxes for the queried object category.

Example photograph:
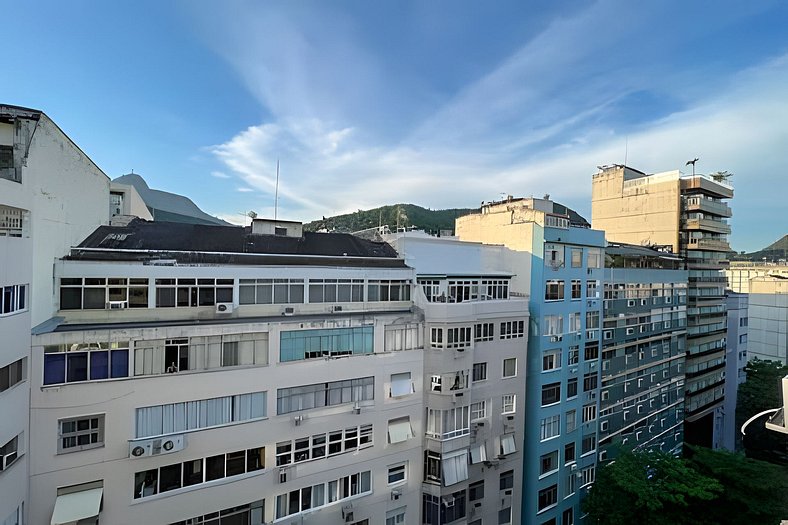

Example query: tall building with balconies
[28,218,426,525]
[456,197,606,525]
[592,165,734,448]
[600,243,688,460]
[386,231,530,525]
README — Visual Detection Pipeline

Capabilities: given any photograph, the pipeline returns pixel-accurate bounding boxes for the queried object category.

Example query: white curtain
[442,450,469,486]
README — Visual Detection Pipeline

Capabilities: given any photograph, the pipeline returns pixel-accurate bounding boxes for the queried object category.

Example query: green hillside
[304,204,475,234]
[733,234,788,262]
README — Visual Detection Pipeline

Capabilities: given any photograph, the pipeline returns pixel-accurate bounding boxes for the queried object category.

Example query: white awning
[51,487,103,525]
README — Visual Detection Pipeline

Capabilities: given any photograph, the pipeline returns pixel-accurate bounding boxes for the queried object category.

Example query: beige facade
[726,262,788,294]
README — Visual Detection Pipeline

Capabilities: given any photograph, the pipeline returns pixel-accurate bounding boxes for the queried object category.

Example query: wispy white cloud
[236,187,255,193]
[211,171,231,179]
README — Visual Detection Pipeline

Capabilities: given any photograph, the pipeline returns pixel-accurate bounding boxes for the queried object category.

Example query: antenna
[624,136,628,167]
[274,159,280,222]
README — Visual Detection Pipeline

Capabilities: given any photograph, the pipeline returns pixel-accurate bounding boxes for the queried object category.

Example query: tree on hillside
[736,358,788,462]
[684,445,788,525]
[582,450,721,525]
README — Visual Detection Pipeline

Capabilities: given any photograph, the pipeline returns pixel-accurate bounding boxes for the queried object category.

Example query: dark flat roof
[68,219,407,267]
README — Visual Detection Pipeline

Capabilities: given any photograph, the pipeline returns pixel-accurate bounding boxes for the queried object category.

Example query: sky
[4,0,788,252]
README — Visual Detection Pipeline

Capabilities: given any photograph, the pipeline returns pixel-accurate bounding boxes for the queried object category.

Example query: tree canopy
[736,358,788,463]
[583,446,788,525]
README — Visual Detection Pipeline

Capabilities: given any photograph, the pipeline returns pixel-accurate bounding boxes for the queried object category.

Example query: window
[541,383,561,406]
[586,311,599,330]
[500,469,514,490]
[277,376,374,415]
[274,471,371,519]
[61,278,150,310]
[583,404,596,423]
[473,362,488,382]
[1,284,27,315]
[238,278,304,305]
[568,346,579,365]
[384,323,423,351]
[0,435,21,473]
[447,279,479,302]
[308,279,364,303]
[545,280,565,301]
[562,508,574,525]
[136,391,267,438]
[446,326,472,349]
[388,417,414,444]
[423,493,440,525]
[571,248,583,268]
[274,424,372,463]
[58,415,104,453]
[0,357,25,393]
[739,333,747,344]
[545,244,565,269]
[587,248,602,269]
[540,450,558,476]
[483,279,510,299]
[543,315,563,336]
[580,465,595,487]
[538,484,558,512]
[134,333,269,376]
[566,410,576,433]
[584,343,599,360]
[442,449,469,486]
[426,406,470,440]
[502,394,516,414]
[540,415,560,441]
[500,433,517,456]
[500,320,525,339]
[543,349,561,371]
[424,451,442,483]
[499,507,513,525]
[280,326,374,362]
[173,500,265,525]
[0,205,26,237]
[564,442,575,464]
[368,279,411,302]
[581,435,596,456]
[586,279,599,298]
[471,401,487,421]
[390,372,413,397]
[571,279,581,299]
[469,480,485,501]
[386,508,406,525]
[430,327,444,348]
[583,373,597,392]
[475,322,494,342]
[44,341,129,385]
[388,462,407,484]
[503,358,517,378]
[135,446,265,498]
[567,378,578,398]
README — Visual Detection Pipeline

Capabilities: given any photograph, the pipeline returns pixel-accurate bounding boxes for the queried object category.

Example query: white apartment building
[747,276,788,364]
[386,231,529,525]
[28,218,427,525]
[1,104,110,525]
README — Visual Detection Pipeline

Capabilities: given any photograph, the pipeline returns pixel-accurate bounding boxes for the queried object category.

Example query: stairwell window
[502,394,516,414]
[58,415,105,453]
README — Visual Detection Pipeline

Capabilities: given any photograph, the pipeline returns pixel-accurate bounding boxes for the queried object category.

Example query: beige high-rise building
[591,165,733,448]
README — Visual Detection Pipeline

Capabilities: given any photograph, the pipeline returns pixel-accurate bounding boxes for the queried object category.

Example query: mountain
[303,204,475,234]
[733,234,788,261]
[113,173,230,226]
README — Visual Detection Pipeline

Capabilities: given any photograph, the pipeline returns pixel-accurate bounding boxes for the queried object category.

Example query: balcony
[682,218,731,235]
[683,198,732,218]
[684,238,731,252]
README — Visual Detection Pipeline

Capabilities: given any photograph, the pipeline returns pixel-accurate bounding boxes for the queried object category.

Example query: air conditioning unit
[129,435,185,458]
[549,335,562,342]
[456,347,465,352]
[279,467,288,483]
[342,504,354,522]
[215,302,233,314]
[442,496,455,507]
[2,453,17,470]
[571,463,578,471]
[391,489,401,501]
[107,300,128,309]
[283,307,295,316]
[293,415,304,426]
[332,305,343,312]
[353,402,361,415]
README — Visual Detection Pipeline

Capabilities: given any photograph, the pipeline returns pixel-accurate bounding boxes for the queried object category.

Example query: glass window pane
[66,353,88,382]
[90,351,109,380]
[44,354,66,385]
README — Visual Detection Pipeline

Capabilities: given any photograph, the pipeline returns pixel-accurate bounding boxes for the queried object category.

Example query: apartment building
[386,231,529,525]
[725,262,788,294]
[722,292,748,450]
[592,165,733,448]
[747,276,788,364]
[456,197,606,525]
[29,218,426,525]
[1,104,110,525]
[600,244,687,460]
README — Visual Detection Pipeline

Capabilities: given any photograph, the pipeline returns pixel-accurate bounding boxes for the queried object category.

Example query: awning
[388,418,414,444]
[51,487,103,525]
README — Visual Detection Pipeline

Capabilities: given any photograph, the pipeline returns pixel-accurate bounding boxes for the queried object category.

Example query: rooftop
[67,218,407,268]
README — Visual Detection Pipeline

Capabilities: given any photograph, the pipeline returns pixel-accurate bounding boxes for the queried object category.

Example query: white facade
[387,232,529,525]
[1,105,110,525]
[747,277,788,364]
[722,292,748,451]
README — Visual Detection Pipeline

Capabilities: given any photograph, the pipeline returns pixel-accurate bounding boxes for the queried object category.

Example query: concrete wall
[748,288,788,364]
[591,167,681,253]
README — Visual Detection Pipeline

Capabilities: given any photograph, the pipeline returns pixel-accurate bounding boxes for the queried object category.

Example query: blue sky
[4,1,788,251]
